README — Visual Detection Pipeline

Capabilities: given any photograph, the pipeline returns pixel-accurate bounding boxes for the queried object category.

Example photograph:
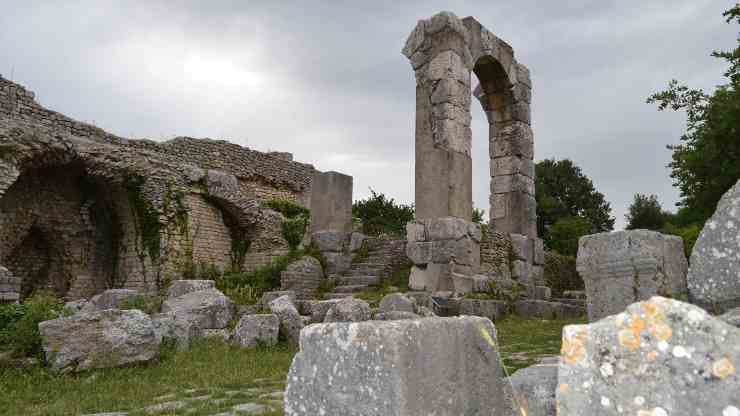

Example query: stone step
[332,284,371,293]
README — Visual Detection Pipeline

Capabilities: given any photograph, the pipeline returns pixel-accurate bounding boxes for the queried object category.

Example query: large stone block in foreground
[577,230,688,321]
[285,316,512,416]
[39,309,160,373]
[687,180,740,313]
[557,296,740,416]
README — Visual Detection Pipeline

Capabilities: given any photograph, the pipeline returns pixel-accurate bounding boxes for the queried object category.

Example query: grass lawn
[0,316,583,415]
[0,340,295,416]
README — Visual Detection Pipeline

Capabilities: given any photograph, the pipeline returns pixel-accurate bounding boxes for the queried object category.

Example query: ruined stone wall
[242,210,291,273]
[0,76,318,298]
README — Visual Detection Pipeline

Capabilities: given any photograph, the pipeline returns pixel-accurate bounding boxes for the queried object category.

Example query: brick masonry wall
[0,76,318,298]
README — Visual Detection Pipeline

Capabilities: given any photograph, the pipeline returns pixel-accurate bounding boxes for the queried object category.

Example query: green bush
[263,198,310,251]
[352,189,414,237]
[119,295,163,315]
[0,291,65,358]
[263,199,310,219]
[282,215,309,251]
[663,222,702,258]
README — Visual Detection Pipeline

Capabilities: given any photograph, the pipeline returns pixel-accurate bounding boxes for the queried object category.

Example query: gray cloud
[1,0,735,229]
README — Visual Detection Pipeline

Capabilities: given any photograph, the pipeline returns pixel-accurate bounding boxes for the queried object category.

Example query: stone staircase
[325,238,407,299]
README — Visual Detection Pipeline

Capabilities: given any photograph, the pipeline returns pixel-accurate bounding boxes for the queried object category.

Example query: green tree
[547,216,593,257]
[647,5,740,222]
[352,189,414,237]
[472,206,485,224]
[535,158,615,253]
[625,194,668,231]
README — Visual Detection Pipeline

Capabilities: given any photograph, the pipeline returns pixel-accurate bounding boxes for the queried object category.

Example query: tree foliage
[352,189,414,237]
[625,194,668,231]
[546,216,593,257]
[535,159,615,254]
[647,5,740,222]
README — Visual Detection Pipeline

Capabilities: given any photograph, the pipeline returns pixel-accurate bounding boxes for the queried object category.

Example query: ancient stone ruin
[0,75,322,302]
[403,11,546,302]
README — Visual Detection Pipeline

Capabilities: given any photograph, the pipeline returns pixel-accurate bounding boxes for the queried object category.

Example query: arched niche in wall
[0,160,131,300]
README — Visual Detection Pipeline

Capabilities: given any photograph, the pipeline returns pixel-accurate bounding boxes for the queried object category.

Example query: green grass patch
[355,265,411,307]
[0,339,295,416]
[495,316,586,373]
[0,316,580,415]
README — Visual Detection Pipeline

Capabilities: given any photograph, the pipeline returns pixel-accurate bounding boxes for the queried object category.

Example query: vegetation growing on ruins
[0,291,66,358]
[263,198,310,251]
[125,175,163,264]
[352,189,414,237]
[355,265,411,306]
[535,159,614,256]
[119,295,164,316]
[216,246,324,305]
[543,251,583,297]
[648,5,740,224]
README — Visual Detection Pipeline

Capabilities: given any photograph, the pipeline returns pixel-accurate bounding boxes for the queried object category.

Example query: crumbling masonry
[0,76,319,301]
[403,12,544,294]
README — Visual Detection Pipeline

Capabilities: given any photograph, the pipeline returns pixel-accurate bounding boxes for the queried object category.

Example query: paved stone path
[82,379,285,416]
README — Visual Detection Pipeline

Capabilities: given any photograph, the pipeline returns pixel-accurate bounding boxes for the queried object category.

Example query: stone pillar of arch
[403,12,545,294]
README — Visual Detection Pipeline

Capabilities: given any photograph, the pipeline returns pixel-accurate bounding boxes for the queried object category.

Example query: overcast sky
[1,1,735,229]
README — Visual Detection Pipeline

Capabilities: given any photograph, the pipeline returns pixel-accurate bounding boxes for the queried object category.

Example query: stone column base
[406,217,481,292]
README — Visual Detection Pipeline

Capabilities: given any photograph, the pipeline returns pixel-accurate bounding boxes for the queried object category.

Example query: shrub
[0,291,65,358]
[263,199,310,219]
[222,285,261,305]
[263,199,311,251]
[282,215,309,251]
[352,189,414,237]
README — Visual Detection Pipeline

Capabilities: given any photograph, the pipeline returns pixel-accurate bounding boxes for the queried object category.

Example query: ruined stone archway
[403,12,544,293]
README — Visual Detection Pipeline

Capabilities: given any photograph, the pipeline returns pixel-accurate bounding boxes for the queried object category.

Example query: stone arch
[0,158,132,300]
[403,12,536,237]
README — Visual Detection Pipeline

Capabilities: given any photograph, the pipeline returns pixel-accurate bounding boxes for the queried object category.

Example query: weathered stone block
[458,299,508,321]
[349,232,366,253]
[424,216,471,241]
[509,233,532,262]
[405,222,426,242]
[310,171,353,233]
[406,241,433,265]
[261,290,296,306]
[321,251,352,275]
[378,293,415,314]
[166,280,215,299]
[284,317,513,415]
[430,238,480,267]
[531,265,545,286]
[510,362,557,416]
[324,297,372,323]
[533,238,545,265]
[40,309,160,373]
[280,256,324,300]
[687,180,740,313]
[81,289,139,312]
[577,230,688,321]
[310,230,349,252]
[409,264,452,292]
[162,289,234,330]
[557,297,740,416]
[232,314,279,348]
[268,295,303,346]
[426,50,469,83]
